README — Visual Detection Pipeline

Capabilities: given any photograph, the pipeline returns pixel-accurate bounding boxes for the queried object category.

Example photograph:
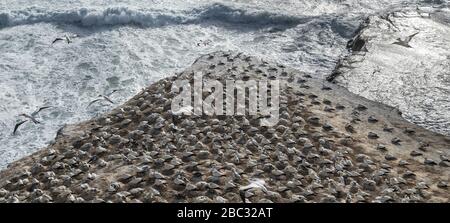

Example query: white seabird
[392,32,420,48]
[87,90,119,108]
[239,179,268,203]
[52,34,79,44]
[19,106,52,124]
[13,106,52,135]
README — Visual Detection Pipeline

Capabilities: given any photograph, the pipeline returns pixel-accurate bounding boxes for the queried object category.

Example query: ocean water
[0,0,447,169]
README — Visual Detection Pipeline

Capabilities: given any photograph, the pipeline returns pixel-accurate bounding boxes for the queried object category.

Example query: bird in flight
[392,32,420,48]
[196,39,212,47]
[87,90,119,108]
[13,106,52,135]
[19,106,52,124]
[52,34,79,44]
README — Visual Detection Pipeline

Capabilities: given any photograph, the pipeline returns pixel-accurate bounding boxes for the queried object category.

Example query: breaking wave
[0,3,308,29]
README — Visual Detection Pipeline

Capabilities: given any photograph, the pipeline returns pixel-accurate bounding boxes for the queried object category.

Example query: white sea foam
[0,4,310,28]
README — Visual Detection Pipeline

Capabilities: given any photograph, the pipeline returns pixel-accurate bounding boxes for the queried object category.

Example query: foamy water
[0,0,447,169]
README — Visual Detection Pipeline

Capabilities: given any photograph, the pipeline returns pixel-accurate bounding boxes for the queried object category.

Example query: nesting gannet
[87,90,119,108]
[239,179,268,203]
[392,32,420,48]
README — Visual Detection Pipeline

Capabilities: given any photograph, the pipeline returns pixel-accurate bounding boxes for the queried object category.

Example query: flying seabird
[52,34,79,44]
[196,39,212,47]
[19,106,52,124]
[19,113,40,124]
[13,106,52,135]
[239,179,268,203]
[31,106,52,117]
[87,90,119,108]
[392,32,420,48]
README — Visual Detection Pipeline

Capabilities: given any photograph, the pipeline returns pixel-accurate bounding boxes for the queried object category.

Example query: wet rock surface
[0,51,448,203]
[327,7,450,136]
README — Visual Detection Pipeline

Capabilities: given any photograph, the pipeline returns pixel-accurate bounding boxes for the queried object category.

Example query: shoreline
[0,51,449,203]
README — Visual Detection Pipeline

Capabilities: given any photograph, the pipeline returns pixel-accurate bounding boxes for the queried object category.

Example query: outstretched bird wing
[102,95,114,104]
[106,89,119,97]
[405,32,420,43]
[20,114,40,124]
[13,120,28,135]
[52,38,63,44]
[87,99,102,108]
[31,106,52,116]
